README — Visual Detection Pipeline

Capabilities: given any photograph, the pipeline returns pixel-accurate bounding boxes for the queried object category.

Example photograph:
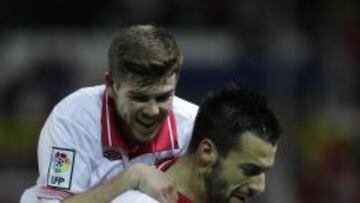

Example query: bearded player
[112,84,281,203]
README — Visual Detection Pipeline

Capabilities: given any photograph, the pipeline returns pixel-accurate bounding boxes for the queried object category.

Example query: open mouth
[235,195,247,203]
[136,118,158,128]
[228,196,247,203]
[231,190,248,203]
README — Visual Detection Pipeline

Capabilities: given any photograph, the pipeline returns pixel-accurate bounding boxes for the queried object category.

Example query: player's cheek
[127,103,144,115]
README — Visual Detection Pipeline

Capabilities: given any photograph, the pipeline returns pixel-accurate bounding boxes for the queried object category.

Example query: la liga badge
[47,147,75,189]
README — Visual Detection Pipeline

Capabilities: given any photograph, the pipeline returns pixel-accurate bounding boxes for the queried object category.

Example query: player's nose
[142,99,160,117]
[247,173,265,197]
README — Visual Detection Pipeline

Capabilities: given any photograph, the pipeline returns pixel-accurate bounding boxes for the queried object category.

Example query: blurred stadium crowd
[0,0,359,202]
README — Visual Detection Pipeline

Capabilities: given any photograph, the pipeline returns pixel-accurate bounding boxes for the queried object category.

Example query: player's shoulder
[59,85,104,105]
[172,96,198,118]
[111,190,159,203]
[53,85,104,114]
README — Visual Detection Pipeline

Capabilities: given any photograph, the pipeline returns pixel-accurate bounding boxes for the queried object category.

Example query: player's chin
[133,128,159,143]
[132,134,153,144]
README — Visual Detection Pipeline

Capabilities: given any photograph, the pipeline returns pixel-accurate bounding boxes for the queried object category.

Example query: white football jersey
[22,85,197,202]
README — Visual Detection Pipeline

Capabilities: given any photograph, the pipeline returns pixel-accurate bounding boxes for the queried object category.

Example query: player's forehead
[227,132,277,168]
[120,73,177,95]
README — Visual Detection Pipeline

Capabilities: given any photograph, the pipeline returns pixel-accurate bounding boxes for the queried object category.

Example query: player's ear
[104,72,116,98]
[197,138,218,168]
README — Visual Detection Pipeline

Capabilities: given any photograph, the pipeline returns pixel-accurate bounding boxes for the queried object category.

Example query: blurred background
[0,0,359,202]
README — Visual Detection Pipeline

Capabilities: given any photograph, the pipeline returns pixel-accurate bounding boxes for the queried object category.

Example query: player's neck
[166,154,207,203]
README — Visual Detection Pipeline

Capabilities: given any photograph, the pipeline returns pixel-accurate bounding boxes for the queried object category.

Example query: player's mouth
[229,196,247,203]
[230,190,248,203]
[136,118,159,129]
[236,195,248,203]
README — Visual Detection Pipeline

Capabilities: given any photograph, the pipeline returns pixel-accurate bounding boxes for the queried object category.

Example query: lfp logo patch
[53,151,72,173]
[47,147,75,189]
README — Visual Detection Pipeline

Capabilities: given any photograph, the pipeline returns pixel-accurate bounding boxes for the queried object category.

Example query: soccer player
[111,85,281,203]
[20,25,198,203]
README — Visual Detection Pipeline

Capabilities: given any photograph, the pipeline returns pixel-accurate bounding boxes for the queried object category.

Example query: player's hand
[127,163,177,203]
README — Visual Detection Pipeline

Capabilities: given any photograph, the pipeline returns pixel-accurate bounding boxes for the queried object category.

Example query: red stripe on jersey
[101,90,179,160]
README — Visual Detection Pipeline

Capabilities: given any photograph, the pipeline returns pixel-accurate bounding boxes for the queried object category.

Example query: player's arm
[62,163,176,203]
[38,143,177,203]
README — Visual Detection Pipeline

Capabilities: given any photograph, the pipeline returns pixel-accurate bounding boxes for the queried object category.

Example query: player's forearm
[63,165,138,203]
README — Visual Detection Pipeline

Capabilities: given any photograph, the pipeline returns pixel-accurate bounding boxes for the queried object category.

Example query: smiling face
[205,131,278,203]
[106,73,177,144]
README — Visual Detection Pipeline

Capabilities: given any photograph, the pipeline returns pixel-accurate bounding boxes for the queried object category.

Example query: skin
[205,132,278,203]
[106,72,177,144]
[168,131,277,203]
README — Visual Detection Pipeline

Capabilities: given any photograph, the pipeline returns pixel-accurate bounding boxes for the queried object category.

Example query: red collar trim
[177,192,194,203]
[101,90,179,160]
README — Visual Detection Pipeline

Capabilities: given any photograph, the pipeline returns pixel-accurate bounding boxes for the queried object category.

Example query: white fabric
[111,190,159,203]
[21,85,198,202]
[20,186,61,203]
[20,186,40,203]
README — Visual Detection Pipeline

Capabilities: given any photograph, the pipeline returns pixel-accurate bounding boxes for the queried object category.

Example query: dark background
[0,0,359,202]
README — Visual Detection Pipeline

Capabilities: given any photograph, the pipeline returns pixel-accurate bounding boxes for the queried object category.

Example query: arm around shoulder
[62,163,176,203]
[62,164,138,203]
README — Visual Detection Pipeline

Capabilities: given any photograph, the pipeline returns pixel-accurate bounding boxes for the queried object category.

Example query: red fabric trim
[38,186,73,200]
[101,91,111,146]
[177,192,194,203]
[101,90,179,160]
[155,159,193,203]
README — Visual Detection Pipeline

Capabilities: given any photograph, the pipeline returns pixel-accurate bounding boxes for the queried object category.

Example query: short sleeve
[36,108,96,201]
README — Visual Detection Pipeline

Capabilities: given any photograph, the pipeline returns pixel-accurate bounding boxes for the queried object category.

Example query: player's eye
[130,95,149,102]
[240,164,263,176]
[156,94,172,102]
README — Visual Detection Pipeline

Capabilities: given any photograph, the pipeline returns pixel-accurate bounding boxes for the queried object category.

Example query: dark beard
[204,160,231,203]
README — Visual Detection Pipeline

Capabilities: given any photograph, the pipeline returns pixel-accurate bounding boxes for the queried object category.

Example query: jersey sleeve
[36,105,97,201]
[111,190,160,203]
